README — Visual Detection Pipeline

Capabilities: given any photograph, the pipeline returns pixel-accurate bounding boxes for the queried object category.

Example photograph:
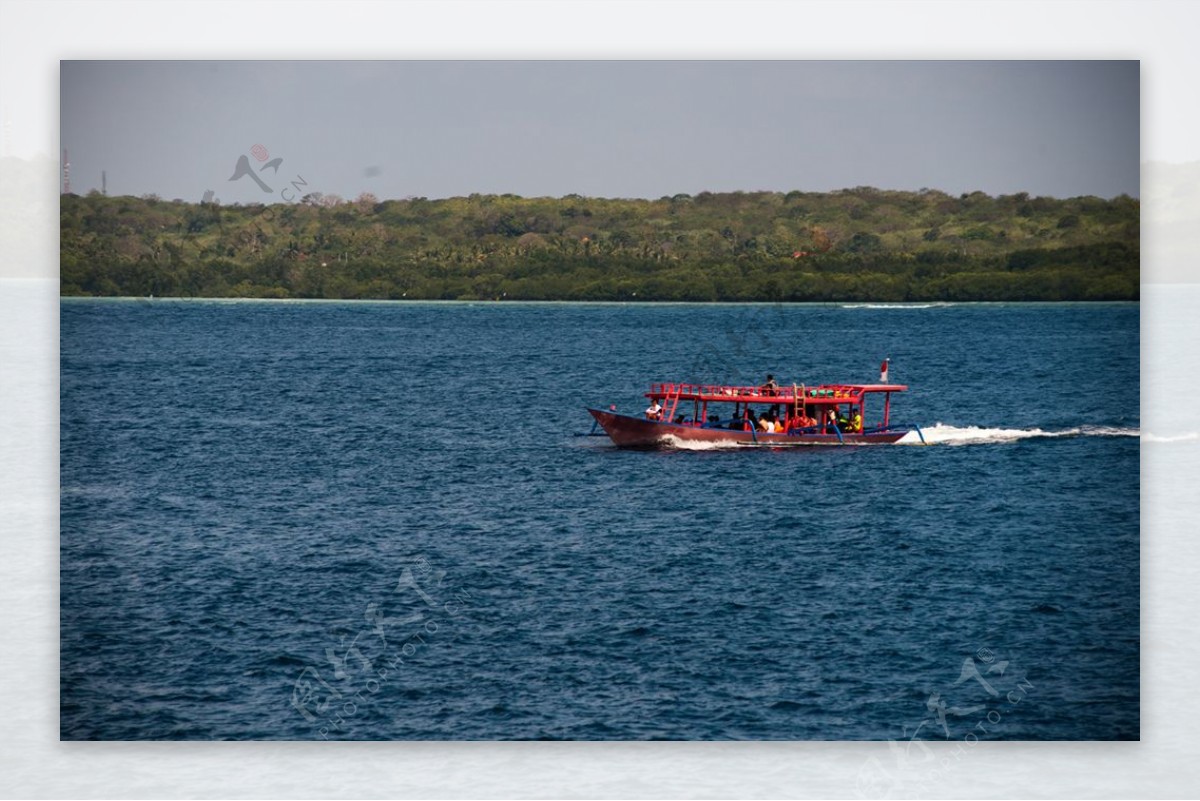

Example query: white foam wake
[654,425,1147,449]
[895,423,1140,446]
[656,435,744,450]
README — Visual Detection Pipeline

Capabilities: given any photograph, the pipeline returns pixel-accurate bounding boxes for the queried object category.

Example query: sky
[58,60,1139,204]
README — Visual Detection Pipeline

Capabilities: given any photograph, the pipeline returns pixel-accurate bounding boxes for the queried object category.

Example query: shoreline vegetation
[61,188,1139,302]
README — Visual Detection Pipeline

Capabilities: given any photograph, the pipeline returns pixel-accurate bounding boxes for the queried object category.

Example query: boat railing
[649,382,864,400]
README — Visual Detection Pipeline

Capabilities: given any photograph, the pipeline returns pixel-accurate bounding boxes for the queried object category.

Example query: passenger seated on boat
[645,400,663,420]
[760,374,779,396]
[851,411,863,432]
[674,414,686,425]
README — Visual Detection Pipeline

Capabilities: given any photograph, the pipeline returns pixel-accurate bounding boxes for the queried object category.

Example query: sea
[59,299,1140,740]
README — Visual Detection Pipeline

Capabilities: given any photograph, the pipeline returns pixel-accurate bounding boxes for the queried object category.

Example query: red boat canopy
[645,382,907,406]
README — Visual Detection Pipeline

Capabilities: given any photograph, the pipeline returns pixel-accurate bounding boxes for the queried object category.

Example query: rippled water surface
[60,300,1139,739]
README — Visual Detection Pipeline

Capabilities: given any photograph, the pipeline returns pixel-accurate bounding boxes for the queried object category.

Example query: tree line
[60,187,1139,301]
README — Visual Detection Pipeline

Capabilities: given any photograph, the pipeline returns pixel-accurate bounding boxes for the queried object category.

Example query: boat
[586,368,913,448]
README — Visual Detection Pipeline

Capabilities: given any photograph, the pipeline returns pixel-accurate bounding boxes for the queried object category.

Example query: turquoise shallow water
[60,299,1139,740]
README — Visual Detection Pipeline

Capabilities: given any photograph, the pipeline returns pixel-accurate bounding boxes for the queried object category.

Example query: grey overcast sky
[60,60,1139,203]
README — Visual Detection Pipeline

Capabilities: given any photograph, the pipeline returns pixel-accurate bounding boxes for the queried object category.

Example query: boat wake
[656,435,745,451]
[895,423,1141,446]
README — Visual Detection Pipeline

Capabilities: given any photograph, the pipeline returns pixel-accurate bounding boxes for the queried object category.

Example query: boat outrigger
[587,368,912,448]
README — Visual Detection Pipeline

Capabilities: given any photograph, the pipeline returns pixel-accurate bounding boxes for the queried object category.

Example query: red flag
[880,359,889,383]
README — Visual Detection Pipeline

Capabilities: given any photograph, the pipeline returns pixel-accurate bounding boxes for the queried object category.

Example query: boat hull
[587,409,907,448]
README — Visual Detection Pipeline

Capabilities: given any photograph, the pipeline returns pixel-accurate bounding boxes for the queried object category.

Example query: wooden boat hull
[587,409,907,448]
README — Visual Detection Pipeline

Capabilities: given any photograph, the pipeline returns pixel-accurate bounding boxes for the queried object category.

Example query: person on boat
[645,399,663,420]
[826,408,839,431]
[851,410,863,432]
[673,413,687,425]
[760,374,779,396]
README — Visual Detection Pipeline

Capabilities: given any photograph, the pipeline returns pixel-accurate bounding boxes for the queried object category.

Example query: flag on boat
[880,358,889,383]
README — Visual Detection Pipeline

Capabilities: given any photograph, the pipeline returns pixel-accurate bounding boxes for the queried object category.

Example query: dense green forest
[60,187,1139,301]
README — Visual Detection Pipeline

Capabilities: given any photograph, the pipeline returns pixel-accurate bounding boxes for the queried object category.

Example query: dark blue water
[60,300,1139,740]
